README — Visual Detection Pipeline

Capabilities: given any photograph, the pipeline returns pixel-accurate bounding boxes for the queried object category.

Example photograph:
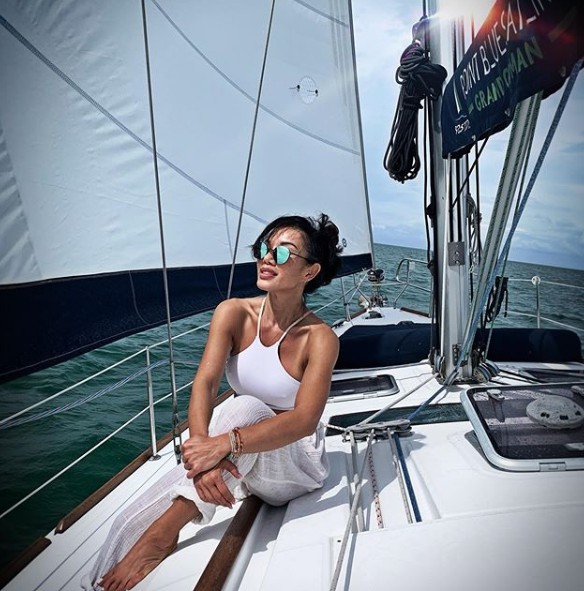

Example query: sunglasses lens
[275,245,290,264]
[256,241,292,264]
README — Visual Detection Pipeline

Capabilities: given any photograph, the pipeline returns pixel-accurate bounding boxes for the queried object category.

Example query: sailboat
[1,0,583,590]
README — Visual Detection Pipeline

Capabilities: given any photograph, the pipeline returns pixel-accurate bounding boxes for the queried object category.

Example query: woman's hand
[181,433,231,478]
[193,459,242,508]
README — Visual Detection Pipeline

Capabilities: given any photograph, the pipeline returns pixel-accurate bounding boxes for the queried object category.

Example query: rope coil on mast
[383,18,447,183]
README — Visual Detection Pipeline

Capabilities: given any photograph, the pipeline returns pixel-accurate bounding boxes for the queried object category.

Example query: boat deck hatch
[328,374,398,402]
[461,382,584,471]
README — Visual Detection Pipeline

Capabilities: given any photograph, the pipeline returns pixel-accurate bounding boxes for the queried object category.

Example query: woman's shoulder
[210,297,263,339]
[213,296,263,321]
[305,313,339,346]
[301,314,339,369]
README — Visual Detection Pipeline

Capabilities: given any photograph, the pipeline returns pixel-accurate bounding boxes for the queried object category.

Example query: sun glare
[432,0,493,23]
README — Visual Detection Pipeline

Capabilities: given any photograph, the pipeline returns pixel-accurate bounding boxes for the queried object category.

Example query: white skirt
[82,395,328,589]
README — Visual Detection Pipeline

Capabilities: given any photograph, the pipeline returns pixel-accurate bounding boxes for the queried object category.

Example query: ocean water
[0,243,583,569]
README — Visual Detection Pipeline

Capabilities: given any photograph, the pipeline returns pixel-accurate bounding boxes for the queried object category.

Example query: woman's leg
[82,462,188,590]
[168,396,275,524]
[84,396,274,589]
[98,496,199,591]
[244,421,329,505]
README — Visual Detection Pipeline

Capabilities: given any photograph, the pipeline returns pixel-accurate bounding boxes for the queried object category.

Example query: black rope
[484,275,509,324]
[383,41,447,183]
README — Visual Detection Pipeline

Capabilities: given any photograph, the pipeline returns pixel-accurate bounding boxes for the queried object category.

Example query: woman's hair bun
[309,213,342,293]
[252,212,343,294]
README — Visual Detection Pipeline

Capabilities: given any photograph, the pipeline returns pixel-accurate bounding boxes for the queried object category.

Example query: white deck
[6,359,584,591]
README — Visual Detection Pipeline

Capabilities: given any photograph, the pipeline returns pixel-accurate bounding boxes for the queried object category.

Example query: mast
[426,1,472,381]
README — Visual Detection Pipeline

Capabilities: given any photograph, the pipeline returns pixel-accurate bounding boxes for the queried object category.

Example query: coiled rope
[383,39,447,183]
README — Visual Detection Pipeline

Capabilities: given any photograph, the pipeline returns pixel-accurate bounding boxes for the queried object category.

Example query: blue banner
[441,0,584,158]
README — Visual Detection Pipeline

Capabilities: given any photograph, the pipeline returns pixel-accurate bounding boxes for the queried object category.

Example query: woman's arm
[184,324,339,477]
[186,299,239,438]
[182,299,242,468]
[180,300,244,507]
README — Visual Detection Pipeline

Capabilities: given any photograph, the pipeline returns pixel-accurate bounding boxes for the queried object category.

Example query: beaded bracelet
[226,427,243,462]
[233,427,243,457]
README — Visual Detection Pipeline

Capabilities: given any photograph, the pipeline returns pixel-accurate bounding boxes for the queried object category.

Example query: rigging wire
[464,95,542,367]
[329,431,374,591]
[140,0,181,463]
[462,58,582,371]
[470,15,482,272]
[422,98,438,352]
[379,60,583,427]
[450,138,488,210]
[451,19,462,242]
[484,276,509,324]
[227,0,277,299]
[417,14,443,355]
[470,140,482,304]
[480,103,538,336]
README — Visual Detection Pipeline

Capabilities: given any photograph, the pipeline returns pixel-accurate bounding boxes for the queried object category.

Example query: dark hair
[252,213,343,294]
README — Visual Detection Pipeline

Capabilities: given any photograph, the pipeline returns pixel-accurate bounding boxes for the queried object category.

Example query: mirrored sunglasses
[253,241,314,265]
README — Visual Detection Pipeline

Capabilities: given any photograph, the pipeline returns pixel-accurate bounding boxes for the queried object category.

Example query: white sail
[0,0,372,381]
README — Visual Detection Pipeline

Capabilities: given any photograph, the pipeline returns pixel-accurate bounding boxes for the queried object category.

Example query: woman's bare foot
[98,527,177,591]
[98,497,199,591]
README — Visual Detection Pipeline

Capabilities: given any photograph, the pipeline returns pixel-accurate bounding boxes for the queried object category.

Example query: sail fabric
[441,0,584,158]
[0,0,372,382]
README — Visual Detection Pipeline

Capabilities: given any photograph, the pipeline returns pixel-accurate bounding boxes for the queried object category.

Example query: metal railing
[0,322,211,523]
[382,262,583,342]
[393,258,433,311]
[335,259,434,319]
[0,278,368,526]
[506,276,584,336]
[1,270,582,525]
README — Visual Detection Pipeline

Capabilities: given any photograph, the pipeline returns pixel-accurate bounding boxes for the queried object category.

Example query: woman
[85,213,343,591]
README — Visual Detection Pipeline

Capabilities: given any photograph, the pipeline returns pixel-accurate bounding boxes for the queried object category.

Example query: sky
[351,0,584,271]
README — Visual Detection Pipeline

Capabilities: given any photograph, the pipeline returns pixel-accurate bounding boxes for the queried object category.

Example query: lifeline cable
[0,361,168,430]
[383,25,447,183]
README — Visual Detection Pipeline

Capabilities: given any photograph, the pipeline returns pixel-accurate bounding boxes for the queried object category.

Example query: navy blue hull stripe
[0,254,371,383]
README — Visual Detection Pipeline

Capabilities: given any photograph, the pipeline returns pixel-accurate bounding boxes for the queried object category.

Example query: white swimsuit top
[225,298,311,411]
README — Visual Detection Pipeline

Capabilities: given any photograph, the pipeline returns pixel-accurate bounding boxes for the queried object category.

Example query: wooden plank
[194,495,264,591]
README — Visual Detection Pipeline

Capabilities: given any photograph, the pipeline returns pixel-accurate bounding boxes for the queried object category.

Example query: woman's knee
[212,395,274,432]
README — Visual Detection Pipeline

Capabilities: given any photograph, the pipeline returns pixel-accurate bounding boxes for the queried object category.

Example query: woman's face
[256,227,319,293]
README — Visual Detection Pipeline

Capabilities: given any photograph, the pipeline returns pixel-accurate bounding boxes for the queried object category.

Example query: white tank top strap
[257,297,311,345]
[277,308,311,343]
[256,297,268,338]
